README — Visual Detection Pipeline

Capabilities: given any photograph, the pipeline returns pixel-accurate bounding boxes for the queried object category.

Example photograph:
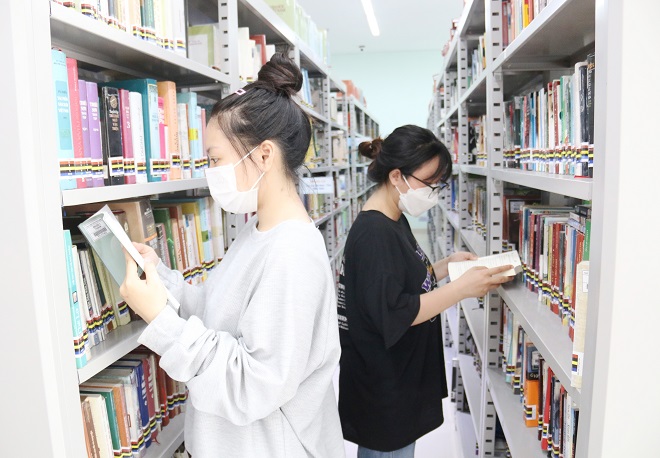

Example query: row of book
[517,204,591,345]
[80,347,187,458]
[502,54,596,177]
[63,197,226,368]
[500,301,580,458]
[300,69,324,111]
[53,0,187,56]
[468,115,487,167]
[502,0,551,48]
[53,50,209,190]
[468,35,487,88]
[466,179,487,237]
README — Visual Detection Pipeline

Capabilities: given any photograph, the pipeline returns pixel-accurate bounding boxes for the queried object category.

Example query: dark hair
[210,52,311,181]
[359,125,452,184]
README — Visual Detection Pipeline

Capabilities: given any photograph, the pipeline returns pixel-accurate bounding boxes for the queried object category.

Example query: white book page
[448,250,522,282]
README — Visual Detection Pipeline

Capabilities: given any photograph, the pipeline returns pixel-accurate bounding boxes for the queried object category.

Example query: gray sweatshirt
[138,217,345,457]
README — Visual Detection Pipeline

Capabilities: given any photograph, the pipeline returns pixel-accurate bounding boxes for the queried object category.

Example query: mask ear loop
[235,145,265,191]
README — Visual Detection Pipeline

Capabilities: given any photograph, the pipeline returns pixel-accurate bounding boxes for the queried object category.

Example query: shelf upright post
[218,0,239,91]
[481,1,505,456]
[457,38,471,241]
[2,0,87,456]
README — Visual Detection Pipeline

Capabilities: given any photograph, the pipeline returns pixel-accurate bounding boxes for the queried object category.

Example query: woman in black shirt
[337,125,513,457]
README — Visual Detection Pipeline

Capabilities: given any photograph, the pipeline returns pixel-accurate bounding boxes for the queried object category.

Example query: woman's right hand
[454,265,515,299]
[132,242,161,266]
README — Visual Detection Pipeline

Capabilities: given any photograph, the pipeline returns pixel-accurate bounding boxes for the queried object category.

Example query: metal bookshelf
[4,0,380,455]
[457,353,483,437]
[425,0,613,456]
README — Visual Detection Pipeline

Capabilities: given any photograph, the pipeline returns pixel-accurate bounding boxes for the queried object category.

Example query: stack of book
[52,0,188,56]
[52,50,209,190]
[80,347,187,457]
[62,197,227,368]
[500,302,580,458]
[502,54,596,178]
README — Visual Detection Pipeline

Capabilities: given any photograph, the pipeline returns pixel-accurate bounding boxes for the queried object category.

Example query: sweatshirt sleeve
[156,261,206,319]
[138,231,331,426]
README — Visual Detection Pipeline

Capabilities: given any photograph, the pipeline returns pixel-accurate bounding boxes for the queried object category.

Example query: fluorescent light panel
[360,0,380,37]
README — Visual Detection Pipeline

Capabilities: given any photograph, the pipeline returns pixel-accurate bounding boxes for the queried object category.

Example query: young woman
[337,125,513,457]
[119,54,345,458]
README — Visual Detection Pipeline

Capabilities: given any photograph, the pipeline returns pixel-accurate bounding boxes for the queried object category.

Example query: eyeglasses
[409,174,449,195]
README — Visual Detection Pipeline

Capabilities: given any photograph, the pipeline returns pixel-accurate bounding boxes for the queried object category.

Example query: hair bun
[358,138,383,160]
[255,52,303,97]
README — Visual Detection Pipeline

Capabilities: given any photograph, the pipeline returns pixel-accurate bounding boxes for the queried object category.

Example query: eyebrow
[206,147,222,154]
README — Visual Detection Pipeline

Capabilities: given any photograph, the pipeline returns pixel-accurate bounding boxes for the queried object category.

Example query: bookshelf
[2,0,380,455]
[423,0,658,456]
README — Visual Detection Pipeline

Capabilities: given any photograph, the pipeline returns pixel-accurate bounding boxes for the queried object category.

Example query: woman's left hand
[448,251,478,263]
[119,250,168,324]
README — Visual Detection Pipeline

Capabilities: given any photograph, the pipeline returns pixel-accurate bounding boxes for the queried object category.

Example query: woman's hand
[453,265,515,299]
[119,250,167,324]
[133,242,160,266]
[434,251,478,280]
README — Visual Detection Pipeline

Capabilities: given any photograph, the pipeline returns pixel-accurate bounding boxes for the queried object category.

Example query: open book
[448,250,522,282]
[78,205,180,312]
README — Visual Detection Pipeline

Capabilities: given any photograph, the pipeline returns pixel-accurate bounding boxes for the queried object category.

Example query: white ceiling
[296,0,464,55]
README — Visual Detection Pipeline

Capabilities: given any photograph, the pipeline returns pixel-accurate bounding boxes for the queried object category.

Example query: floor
[333,219,464,458]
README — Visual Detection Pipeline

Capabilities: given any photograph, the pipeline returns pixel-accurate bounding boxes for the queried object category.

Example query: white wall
[329,50,442,137]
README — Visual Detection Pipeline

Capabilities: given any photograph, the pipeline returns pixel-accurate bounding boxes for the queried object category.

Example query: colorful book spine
[63,230,88,368]
[157,81,181,179]
[157,97,170,180]
[177,103,191,179]
[119,89,136,184]
[85,82,105,187]
[51,50,77,190]
[66,58,87,188]
[176,92,201,178]
[78,79,93,188]
[129,91,149,184]
[195,105,207,176]
[100,86,125,185]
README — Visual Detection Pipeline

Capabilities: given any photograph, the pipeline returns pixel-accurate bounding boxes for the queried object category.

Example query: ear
[389,169,404,188]
[254,140,277,172]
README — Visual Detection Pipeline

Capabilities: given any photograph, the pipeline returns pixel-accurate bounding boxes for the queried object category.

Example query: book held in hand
[448,250,522,282]
[78,206,180,312]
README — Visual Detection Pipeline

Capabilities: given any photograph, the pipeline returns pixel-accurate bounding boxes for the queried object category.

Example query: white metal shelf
[445,303,459,344]
[50,4,230,95]
[143,414,185,458]
[461,298,485,358]
[347,95,379,124]
[77,320,147,384]
[61,178,208,207]
[296,37,330,76]
[456,411,478,458]
[461,164,488,176]
[335,201,350,214]
[313,212,332,226]
[435,102,459,130]
[331,121,349,131]
[486,368,545,458]
[302,165,334,174]
[460,68,489,105]
[461,229,487,258]
[436,235,447,260]
[492,0,595,73]
[447,209,461,232]
[355,182,376,198]
[498,283,581,404]
[491,168,593,201]
[458,353,483,440]
[299,102,329,124]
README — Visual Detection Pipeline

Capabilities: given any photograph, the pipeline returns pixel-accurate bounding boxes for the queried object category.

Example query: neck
[363,183,403,221]
[256,175,310,231]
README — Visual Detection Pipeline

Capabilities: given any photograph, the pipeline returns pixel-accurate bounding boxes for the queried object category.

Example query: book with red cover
[250,34,268,66]
[66,58,86,188]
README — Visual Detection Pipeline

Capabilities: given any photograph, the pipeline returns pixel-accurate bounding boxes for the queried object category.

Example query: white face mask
[396,176,440,217]
[205,146,265,214]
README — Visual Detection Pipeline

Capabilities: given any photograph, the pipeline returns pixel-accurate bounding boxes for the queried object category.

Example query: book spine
[119,89,136,184]
[157,81,180,179]
[127,92,148,184]
[157,97,170,181]
[78,79,94,188]
[65,57,86,189]
[63,231,88,368]
[100,86,125,185]
[195,105,206,177]
[85,82,105,187]
[146,81,162,182]
[52,50,77,190]
[586,53,595,145]
[177,103,191,179]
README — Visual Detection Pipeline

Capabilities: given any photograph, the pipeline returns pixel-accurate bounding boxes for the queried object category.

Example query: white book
[162,0,174,50]
[447,250,522,282]
[177,103,192,179]
[129,92,148,184]
[265,44,276,61]
[82,393,115,458]
[153,0,165,47]
[573,61,587,145]
[571,260,589,389]
[127,0,142,38]
[172,0,187,56]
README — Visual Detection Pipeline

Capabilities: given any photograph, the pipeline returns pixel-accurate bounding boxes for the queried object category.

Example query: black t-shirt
[337,210,448,452]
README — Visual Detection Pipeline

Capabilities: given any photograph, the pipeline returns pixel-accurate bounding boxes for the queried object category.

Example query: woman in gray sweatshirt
[119,53,345,458]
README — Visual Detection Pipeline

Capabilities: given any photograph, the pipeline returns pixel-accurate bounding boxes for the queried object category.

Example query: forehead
[204,124,234,155]
[413,156,441,181]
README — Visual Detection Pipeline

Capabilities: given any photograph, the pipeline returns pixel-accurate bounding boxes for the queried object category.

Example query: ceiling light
[360,0,380,37]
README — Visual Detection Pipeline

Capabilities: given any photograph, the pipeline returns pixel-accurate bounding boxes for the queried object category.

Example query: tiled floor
[335,224,463,458]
